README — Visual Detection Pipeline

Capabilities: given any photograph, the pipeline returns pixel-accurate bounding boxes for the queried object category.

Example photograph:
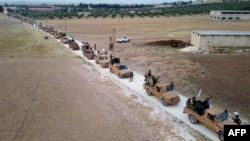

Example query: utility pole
[112,28,115,55]
[65,18,67,33]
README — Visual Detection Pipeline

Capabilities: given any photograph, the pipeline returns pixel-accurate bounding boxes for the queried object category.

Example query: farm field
[0,13,250,141]
[42,15,250,120]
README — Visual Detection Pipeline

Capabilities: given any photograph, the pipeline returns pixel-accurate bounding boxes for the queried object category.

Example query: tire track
[0,62,42,106]
[12,63,44,141]
[88,78,133,141]
[0,63,16,79]
[76,67,146,141]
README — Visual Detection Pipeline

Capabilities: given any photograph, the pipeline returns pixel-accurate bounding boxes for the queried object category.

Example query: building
[210,10,250,21]
[27,6,53,11]
[193,0,250,5]
[77,12,91,17]
[191,30,250,51]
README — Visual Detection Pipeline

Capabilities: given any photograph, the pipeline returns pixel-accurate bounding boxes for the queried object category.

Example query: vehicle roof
[206,107,225,115]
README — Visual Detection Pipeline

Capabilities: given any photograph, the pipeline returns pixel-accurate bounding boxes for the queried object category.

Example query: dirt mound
[146,40,191,47]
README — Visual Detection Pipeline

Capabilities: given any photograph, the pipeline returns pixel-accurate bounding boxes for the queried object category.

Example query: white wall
[191,33,250,50]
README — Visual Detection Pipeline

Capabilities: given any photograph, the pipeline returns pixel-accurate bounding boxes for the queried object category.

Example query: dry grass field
[40,15,250,121]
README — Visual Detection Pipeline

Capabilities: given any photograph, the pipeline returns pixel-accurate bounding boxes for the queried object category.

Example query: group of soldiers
[144,69,174,90]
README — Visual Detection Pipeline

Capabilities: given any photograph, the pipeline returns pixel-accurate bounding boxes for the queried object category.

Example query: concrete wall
[191,31,250,50]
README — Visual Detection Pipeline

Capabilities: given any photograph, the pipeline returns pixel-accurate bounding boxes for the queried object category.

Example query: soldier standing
[170,81,174,90]
[129,71,134,82]
[93,44,96,51]
[110,36,112,42]
[110,54,113,60]
[148,69,152,77]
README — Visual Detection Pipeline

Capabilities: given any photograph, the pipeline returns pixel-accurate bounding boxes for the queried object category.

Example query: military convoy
[26,20,244,141]
[143,70,180,106]
[183,95,238,141]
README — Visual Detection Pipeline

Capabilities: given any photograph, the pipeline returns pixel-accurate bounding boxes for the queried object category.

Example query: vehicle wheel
[162,99,168,106]
[110,68,113,73]
[118,74,122,78]
[101,63,104,68]
[218,132,224,141]
[189,115,198,124]
[146,89,152,96]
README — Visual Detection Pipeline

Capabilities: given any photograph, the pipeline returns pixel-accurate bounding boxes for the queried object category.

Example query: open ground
[0,13,250,141]
[0,14,210,141]
[42,15,250,120]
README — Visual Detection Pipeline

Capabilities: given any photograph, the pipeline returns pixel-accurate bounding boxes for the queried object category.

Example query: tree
[0,6,3,12]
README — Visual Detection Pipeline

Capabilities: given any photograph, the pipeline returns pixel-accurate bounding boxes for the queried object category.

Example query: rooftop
[193,30,250,36]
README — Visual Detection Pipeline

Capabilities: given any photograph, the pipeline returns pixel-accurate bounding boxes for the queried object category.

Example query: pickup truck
[183,97,236,141]
[109,57,131,78]
[94,54,109,68]
[69,40,80,50]
[81,42,95,59]
[60,37,70,44]
[143,71,180,106]
[143,82,180,106]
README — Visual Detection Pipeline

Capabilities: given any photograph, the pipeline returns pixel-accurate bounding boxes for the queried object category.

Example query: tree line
[5,1,250,19]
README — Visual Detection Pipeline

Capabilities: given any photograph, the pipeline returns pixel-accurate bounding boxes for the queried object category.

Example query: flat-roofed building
[191,30,250,51]
[28,6,53,11]
[193,0,250,5]
[210,10,250,21]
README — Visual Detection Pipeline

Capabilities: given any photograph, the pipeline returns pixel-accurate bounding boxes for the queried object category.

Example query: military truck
[109,57,131,78]
[143,71,180,106]
[94,53,110,68]
[82,42,95,59]
[60,37,70,44]
[69,39,80,50]
[54,32,66,39]
[183,96,236,141]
